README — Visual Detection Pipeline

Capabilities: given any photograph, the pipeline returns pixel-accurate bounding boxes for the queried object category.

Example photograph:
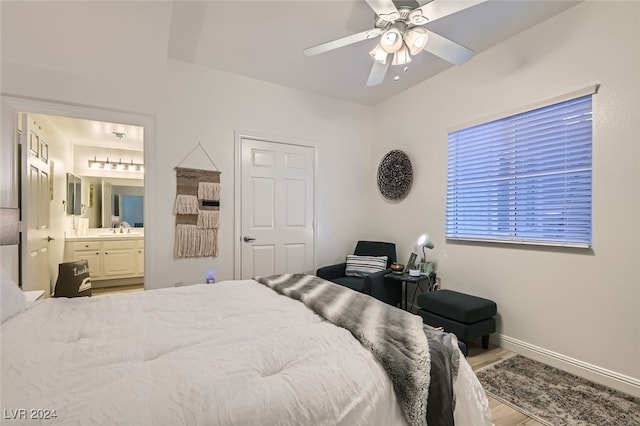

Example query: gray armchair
[316,241,401,307]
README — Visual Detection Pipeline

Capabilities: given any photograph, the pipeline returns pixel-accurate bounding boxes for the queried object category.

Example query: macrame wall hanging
[174,142,221,258]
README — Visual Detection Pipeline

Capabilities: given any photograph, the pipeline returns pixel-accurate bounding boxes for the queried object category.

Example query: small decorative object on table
[420,261,434,275]
[390,262,404,274]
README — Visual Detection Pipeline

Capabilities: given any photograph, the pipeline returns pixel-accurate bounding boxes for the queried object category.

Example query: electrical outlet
[434,276,442,291]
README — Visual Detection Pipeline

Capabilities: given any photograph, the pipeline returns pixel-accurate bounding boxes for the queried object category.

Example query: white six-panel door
[21,114,52,294]
[239,138,314,279]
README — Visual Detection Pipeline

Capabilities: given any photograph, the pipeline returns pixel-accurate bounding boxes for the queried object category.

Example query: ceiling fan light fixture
[369,44,389,64]
[392,44,412,65]
[301,0,481,87]
[408,9,428,25]
[404,27,429,55]
[380,28,403,53]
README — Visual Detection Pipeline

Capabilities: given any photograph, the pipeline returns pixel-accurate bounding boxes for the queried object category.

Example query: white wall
[152,60,375,286]
[1,59,375,289]
[371,1,639,393]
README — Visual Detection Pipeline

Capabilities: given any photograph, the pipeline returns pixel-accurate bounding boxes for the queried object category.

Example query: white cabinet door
[102,241,135,277]
[67,239,143,280]
[73,241,103,279]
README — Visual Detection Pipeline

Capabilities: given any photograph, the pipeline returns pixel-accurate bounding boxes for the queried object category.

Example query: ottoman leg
[482,335,490,349]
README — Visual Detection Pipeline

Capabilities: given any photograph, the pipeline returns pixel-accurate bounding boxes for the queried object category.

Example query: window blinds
[446,94,593,248]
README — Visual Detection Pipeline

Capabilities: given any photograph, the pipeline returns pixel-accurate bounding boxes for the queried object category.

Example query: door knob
[243,236,256,242]
[47,236,55,242]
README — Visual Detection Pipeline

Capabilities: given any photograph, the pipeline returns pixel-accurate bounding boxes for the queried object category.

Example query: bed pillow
[345,255,388,278]
[1,270,27,323]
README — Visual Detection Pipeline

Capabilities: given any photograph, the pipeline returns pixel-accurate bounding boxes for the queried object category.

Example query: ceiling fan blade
[365,0,400,22]
[423,30,474,65]
[366,57,391,86]
[414,0,486,23]
[303,28,382,56]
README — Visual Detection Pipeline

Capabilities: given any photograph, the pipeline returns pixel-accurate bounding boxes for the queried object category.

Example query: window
[446,88,595,248]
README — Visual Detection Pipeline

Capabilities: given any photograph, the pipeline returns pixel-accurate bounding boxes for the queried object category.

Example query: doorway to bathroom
[1,95,154,296]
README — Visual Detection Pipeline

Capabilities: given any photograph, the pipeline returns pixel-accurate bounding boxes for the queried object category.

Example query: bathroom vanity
[64,230,144,288]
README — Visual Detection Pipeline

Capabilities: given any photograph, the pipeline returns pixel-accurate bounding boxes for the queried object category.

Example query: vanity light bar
[88,157,144,173]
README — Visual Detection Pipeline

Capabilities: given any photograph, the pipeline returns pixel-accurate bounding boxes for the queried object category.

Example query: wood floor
[466,341,545,426]
[91,285,543,425]
[91,284,144,296]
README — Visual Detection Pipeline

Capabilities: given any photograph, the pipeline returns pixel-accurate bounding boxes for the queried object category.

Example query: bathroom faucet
[119,224,124,233]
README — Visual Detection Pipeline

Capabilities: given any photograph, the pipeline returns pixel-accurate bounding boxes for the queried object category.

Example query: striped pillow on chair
[345,255,388,277]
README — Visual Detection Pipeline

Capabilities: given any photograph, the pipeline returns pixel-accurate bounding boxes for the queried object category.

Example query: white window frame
[446,85,598,248]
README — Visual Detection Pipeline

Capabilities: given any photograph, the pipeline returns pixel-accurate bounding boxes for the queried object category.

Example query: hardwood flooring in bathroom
[91,284,144,296]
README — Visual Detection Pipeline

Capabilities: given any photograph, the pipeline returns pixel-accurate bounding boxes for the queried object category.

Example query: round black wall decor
[377,150,413,200]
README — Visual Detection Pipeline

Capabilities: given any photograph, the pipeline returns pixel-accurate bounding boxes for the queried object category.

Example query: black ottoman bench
[417,290,497,349]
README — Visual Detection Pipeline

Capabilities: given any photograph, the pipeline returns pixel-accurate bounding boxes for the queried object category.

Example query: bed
[1,273,492,426]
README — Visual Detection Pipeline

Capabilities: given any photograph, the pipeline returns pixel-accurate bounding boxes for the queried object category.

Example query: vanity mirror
[66,173,82,215]
[102,179,144,228]
[77,177,144,228]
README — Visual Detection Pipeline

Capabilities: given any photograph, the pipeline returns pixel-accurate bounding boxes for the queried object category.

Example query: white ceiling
[1,0,580,109]
[33,114,144,151]
[167,0,580,105]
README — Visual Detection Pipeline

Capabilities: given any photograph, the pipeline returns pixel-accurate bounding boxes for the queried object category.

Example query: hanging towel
[198,182,220,201]
[175,195,199,215]
[197,210,219,229]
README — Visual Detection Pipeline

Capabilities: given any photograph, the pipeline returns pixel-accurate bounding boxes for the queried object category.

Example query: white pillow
[345,255,388,278]
[1,270,27,323]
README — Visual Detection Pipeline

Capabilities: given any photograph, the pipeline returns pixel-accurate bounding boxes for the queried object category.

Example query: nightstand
[384,273,432,311]
[23,290,45,302]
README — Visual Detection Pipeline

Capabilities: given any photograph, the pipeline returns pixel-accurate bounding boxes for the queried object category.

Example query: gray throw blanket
[255,273,460,426]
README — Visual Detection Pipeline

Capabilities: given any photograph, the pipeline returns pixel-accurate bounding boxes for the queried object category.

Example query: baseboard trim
[494,334,640,398]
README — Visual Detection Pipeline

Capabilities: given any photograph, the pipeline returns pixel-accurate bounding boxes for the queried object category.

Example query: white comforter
[1,280,491,425]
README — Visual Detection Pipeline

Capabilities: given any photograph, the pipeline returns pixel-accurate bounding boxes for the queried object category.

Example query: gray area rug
[476,355,640,426]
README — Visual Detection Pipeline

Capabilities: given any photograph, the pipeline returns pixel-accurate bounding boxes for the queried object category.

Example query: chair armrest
[362,268,391,294]
[316,263,347,281]
[367,268,401,307]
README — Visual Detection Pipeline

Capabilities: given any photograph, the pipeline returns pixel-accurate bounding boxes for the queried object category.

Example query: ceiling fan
[303,0,486,86]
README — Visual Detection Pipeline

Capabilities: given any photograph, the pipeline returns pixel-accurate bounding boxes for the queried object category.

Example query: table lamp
[415,232,435,263]
[416,232,434,250]
[407,233,435,275]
